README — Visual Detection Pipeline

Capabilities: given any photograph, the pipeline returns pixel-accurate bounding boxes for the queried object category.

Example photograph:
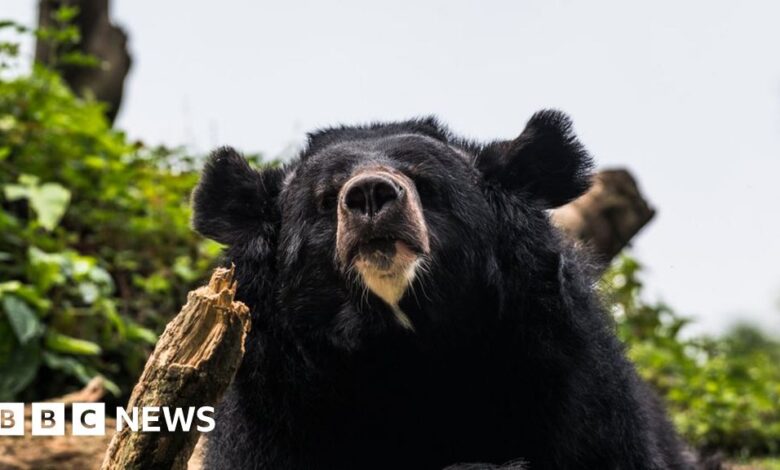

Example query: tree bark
[35,0,131,122]
[100,266,250,470]
[552,168,656,267]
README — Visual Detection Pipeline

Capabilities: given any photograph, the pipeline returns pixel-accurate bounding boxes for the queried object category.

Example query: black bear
[192,110,693,469]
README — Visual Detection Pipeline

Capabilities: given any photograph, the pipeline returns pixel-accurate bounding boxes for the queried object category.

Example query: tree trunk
[100,266,250,470]
[35,0,131,122]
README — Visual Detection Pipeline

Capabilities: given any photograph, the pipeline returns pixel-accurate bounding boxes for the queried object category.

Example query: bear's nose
[343,175,402,218]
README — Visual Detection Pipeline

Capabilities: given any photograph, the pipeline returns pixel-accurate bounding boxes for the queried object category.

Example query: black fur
[192,147,284,245]
[193,110,692,469]
[475,110,594,208]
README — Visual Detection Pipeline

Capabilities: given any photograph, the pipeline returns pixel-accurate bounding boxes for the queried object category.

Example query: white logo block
[0,403,24,436]
[72,403,106,436]
[31,402,65,436]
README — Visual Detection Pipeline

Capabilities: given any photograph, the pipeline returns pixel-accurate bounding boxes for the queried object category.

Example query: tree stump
[100,266,249,470]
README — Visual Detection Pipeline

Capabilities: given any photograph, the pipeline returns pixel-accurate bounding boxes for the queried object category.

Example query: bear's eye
[317,190,339,214]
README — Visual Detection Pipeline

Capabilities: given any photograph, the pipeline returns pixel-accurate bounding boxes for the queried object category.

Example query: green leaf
[77,282,100,304]
[32,182,71,230]
[0,281,22,295]
[173,255,198,282]
[59,51,100,68]
[126,322,157,345]
[27,247,67,291]
[42,352,120,397]
[0,319,41,401]
[4,176,71,231]
[3,183,28,200]
[1,295,43,344]
[45,331,102,355]
[53,6,79,23]
[0,115,16,131]
[100,377,121,397]
[0,281,50,311]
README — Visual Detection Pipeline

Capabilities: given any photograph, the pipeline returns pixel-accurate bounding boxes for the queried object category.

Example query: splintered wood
[101,266,250,470]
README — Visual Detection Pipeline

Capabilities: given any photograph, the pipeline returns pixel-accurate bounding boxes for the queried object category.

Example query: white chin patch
[354,242,420,330]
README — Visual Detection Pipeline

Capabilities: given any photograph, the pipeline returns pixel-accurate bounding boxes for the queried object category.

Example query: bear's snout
[336,166,429,312]
[342,173,404,219]
[336,168,429,262]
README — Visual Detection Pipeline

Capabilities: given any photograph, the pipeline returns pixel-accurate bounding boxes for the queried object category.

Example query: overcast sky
[6,0,780,336]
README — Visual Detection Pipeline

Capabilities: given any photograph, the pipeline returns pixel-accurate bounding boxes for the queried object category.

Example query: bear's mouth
[357,238,397,270]
[352,238,422,330]
[342,233,428,310]
[355,238,420,272]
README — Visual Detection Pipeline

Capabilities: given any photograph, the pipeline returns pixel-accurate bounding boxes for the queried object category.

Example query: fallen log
[100,266,249,470]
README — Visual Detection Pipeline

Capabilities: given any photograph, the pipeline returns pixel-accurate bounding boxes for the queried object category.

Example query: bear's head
[192,110,593,347]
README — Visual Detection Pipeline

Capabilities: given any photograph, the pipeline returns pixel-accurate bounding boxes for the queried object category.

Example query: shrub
[603,255,780,457]
[0,24,220,400]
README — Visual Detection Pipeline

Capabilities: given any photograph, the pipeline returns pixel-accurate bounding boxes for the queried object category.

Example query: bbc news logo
[0,403,215,436]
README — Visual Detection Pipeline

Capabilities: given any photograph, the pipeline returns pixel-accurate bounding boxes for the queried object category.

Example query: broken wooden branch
[100,266,250,470]
[552,168,656,267]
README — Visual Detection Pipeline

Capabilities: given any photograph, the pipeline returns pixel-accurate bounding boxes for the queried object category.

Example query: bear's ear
[476,110,594,208]
[191,147,284,245]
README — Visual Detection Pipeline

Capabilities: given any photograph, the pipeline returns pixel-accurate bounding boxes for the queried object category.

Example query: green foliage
[736,458,780,470]
[0,21,220,400]
[603,255,780,457]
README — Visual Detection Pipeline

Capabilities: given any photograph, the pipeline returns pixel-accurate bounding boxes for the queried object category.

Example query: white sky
[5,0,780,336]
